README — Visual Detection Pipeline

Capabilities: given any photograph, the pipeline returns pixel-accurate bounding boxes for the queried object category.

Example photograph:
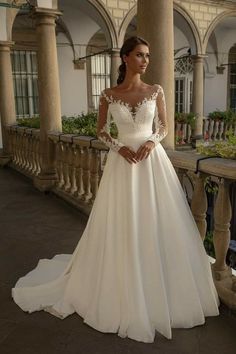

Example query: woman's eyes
[137,53,150,58]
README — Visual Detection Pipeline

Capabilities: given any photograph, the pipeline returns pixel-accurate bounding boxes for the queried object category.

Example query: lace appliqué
[147,86,168,146]
[101,90,159,122]
[97,97,124,152]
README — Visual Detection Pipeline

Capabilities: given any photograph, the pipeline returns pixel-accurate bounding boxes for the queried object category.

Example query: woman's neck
[120,72,142,90]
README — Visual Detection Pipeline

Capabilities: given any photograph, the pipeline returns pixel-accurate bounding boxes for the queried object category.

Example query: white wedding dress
[12,84,220,343]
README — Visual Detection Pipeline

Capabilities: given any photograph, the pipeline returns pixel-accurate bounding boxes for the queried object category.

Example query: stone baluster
[34,130,41,175]
[18,127,25,169]
[80,146,91,202]
[191,173,208,240]
[209,119,214,141]
[213,179,232,271]
[25,129,32,173]
[14,127,20,166]
[31,134,37,175]
[68,144,76,195]
[213,120,219,141]
[187,124,192,143]
[203,119,209,140]
[90,145,100,202]
[73,138,83,198]
[218,121,224,141]
[78,137,94,202]
[70,141,77,195]
[57,141,65,189]
[61,141,70,192]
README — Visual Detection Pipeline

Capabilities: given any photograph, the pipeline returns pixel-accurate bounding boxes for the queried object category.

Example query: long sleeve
[97,92,125,152]
[147,85,168,146]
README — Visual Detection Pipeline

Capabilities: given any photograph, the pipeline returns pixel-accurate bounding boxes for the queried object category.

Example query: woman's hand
[118,146,138,164]
[135,141,155,161]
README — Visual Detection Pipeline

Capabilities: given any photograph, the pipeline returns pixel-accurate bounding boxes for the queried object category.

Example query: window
[11,50,39,118]
[229,63,236,112]
[175,77,193,113]
[228,45,236,112]
[175,78,185,113]
[91,53,110,110]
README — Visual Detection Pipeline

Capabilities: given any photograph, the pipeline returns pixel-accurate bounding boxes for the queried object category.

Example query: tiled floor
[0,167,236,354]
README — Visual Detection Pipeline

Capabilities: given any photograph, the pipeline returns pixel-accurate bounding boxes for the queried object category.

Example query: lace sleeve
[147,85,168,146]
[97,91,125,152]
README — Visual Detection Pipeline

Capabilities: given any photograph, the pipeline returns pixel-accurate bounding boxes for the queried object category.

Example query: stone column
[137,0,175,150]
[191,55,205,141]
[33,8,62,191]
[110,48,120,87]
[0,41,16,165]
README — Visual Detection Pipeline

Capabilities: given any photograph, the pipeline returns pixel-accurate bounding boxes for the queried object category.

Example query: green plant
[204,177,218,194]
[197,129,236,159]
[175,112,196,128]
[208,109,236,123]
[16,112,119,139]
[204,231,215,258]
[17,117,40,129]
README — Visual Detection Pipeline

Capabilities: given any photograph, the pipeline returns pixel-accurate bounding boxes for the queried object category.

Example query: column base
[191,135,203,148]
[33,172,58,192]
[211,263,236,311]
[0,151,11,167]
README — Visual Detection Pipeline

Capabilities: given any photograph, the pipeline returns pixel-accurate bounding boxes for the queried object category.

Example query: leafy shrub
[16,112,118,139]
[175,112,196,128]
[208,109,236,124]
[197,129,236,159]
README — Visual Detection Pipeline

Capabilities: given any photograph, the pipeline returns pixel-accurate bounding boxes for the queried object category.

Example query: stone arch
[118,4,136,47]
[118,2,202,53]
[173,2,202,55]
[203,10,236,53]
[85,0,118,48]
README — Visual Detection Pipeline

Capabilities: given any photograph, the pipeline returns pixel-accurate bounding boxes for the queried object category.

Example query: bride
[12,36,220,343]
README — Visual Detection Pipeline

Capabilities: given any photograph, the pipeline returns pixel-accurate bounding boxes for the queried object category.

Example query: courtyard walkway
[0,167,236,354]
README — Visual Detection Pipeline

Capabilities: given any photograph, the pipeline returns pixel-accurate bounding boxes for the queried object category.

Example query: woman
[12,36,220,343]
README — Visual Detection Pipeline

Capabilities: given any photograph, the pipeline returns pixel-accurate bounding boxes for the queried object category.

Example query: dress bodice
[102,92,158,142]
[97,84,168,152]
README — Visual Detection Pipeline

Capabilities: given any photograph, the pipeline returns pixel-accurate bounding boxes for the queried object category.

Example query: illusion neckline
[101,88,159,114]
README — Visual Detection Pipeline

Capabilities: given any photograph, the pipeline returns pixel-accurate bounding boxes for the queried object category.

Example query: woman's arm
[147,85,168,145]
[135,85,168,161]
[96,92,125,152]
[97,92,137,164]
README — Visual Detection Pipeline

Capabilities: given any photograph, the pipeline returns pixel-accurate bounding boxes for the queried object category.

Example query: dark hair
[117,36,149,85]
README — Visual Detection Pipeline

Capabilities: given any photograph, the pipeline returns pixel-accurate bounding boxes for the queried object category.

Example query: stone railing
[167,150,236,310]
[5,125,236,310]
[175,119,236,145]
[6,125,41,177]
[48,132,108,215]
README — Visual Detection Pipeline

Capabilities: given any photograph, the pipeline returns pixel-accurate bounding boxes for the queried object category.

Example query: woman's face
[124,44,150,75]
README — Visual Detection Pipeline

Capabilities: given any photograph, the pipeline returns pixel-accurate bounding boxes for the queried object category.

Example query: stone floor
[0,167,236,354]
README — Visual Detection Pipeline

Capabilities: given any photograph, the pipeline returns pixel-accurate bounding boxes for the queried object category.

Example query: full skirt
[12,143,220,343]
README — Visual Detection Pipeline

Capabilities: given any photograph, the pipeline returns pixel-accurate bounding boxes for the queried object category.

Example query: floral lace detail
[147,85,168,146]
[101,89,160,122]
[97,96,124,152]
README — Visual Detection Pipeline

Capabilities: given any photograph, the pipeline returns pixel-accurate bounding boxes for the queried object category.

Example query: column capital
[191,54,208,63]
[110,48,120,55]
[0,41,15,51]
[32,7,62,26]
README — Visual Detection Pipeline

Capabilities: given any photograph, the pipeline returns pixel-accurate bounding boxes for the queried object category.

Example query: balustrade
[175,119,236,145]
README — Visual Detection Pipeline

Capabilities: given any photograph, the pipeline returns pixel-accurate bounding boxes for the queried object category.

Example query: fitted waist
[118,130,152,148]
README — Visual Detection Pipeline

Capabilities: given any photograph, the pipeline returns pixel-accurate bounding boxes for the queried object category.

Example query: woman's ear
[123,54,127,63]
